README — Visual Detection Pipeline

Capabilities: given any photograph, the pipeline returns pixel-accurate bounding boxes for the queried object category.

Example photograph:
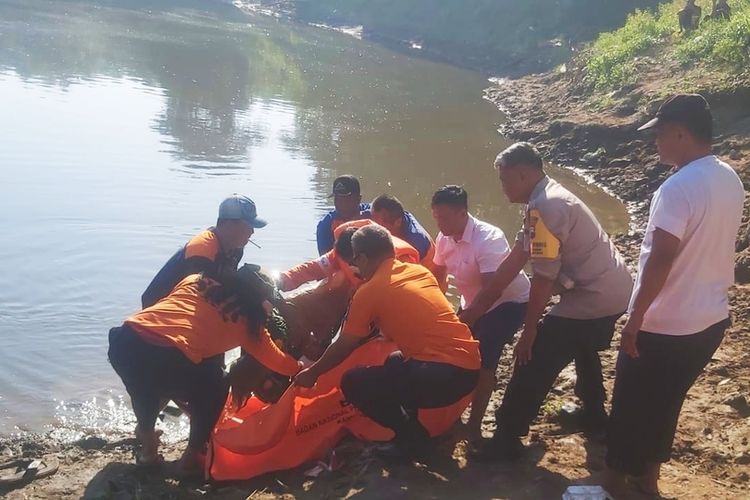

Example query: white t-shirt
[434,215,530,311]
[631,155,744,335]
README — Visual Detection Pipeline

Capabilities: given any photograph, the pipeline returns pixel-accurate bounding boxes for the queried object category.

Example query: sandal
[0,457,59,486]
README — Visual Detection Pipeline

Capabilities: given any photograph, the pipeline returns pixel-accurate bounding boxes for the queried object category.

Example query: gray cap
[218,194,267,228]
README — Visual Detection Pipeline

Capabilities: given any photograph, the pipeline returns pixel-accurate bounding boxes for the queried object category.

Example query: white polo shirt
[631,155,744,335]
[434,215,530,311]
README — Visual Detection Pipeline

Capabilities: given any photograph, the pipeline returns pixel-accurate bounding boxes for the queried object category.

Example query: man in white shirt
[431,185,530,445]
[605,94,744,497]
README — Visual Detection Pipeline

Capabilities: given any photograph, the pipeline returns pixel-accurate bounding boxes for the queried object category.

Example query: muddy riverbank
[483,68,750,498]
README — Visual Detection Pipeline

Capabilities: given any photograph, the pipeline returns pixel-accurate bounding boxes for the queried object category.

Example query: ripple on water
[49,395,189,445]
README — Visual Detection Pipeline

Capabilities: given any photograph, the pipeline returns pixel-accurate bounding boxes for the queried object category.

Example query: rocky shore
[484,69,750,259]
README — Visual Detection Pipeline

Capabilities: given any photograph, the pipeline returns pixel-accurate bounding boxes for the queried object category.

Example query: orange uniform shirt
[279,221,420,291]
[127,275,299,376]
[420,241,437,273]
[141,229,244,309]
[185,229,221,259]
[342,259,480,370]
[184,229,243,269]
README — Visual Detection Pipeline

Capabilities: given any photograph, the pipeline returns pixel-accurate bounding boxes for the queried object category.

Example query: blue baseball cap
[218,194,267,228]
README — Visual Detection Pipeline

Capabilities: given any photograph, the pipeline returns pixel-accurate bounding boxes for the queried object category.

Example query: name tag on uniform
[526,209,560,259]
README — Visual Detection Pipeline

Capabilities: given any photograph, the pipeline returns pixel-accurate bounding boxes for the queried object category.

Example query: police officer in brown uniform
[461,142,633,461]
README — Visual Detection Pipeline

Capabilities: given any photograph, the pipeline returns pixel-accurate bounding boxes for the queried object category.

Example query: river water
[0,0,628,436]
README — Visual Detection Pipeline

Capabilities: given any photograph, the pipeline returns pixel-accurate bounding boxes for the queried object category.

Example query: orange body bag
[207,338,471,481]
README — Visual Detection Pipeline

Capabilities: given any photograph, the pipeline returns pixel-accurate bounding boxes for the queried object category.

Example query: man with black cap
[316,175,371,255]
[141,194,267,308]
[605,94,744,496]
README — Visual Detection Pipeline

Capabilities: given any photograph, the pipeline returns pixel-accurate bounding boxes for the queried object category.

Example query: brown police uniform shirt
[520,176,633,319]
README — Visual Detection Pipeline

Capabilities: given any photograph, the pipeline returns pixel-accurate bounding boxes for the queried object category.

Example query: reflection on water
[51,395,190,445]
[0,0,628,436]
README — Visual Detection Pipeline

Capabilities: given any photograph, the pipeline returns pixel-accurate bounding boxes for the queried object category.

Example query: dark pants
[108,325,228,450]
[606,318,728,476]
[495,313,622,439]
[472,301,527,370]
[341,352,479,439]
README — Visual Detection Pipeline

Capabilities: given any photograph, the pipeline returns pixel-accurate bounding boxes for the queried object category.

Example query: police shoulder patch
[528,208,560,259]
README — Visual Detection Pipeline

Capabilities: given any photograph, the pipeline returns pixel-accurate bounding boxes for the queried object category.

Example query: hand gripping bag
[207,338,471,481]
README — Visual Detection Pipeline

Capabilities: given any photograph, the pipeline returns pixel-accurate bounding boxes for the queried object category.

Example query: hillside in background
[484,0,750,269]
[576,0,750,92]
[260,0,663,74]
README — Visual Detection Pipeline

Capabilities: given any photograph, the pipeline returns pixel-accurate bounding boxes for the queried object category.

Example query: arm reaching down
[278,256,328,291]
[513,274,554,365]
[620,228,680,358]
[243,328,301,377]
[316,216,335,256]
[433,264,449,293]
[294,334,362,388]
[296,280,376,387]
[459,240,528,326]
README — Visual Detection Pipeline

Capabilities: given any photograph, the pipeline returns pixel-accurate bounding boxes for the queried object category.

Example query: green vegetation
[676,6,750,66]
[582,0,750,90]
[540,399,564,417]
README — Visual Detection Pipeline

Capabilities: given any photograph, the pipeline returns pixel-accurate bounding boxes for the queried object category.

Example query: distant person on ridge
[316,175,371,255]
[141,194,266,308]
[678,0,702,32]
[604,94,744,497]
[710,0,731,20]
[371,193,438,275]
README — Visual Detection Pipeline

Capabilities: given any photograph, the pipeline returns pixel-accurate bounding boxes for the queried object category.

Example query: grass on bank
[582,0,750,91]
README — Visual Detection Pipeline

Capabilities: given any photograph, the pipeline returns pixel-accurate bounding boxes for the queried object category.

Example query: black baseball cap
[637,94,712,132]
[328,175,361,197]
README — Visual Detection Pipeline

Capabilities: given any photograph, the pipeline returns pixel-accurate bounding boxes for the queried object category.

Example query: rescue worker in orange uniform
[108,266,301,476]
[278,219,419,293]
[295,225,480,460]
[141,194,265,308]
